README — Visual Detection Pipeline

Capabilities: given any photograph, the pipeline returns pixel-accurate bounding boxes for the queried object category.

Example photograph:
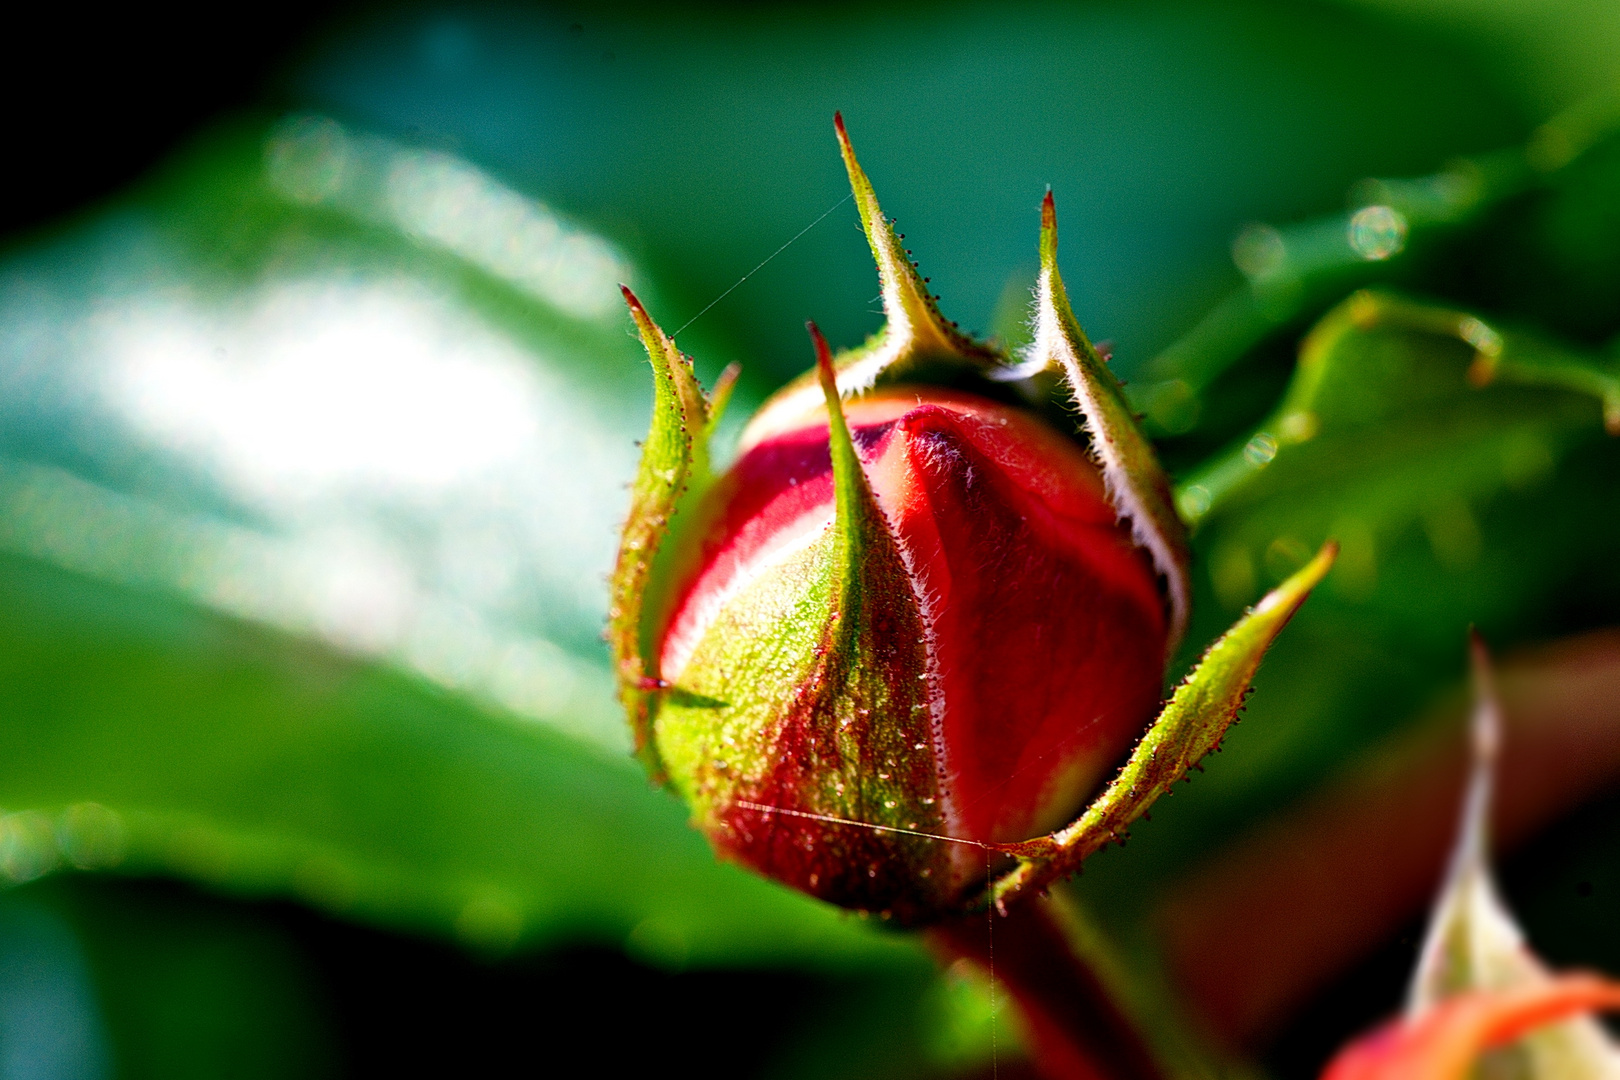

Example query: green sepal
[609,286,723,781]
[987,541,1337,911]
[812,320,889,651]
[742,115,1005,443]
[1406,632,1620,1077]
[808,320,938,744]
[1028,190,1192,650]
[830,114,1001,379]
[652,324,947,920]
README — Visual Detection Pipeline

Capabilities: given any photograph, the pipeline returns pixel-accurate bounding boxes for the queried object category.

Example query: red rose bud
[609,115,1335,922]
[655,355,1166,918]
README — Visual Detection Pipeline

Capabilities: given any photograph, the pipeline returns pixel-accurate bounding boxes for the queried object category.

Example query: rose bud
[609,115,1335,923]
[659,356,1168,917]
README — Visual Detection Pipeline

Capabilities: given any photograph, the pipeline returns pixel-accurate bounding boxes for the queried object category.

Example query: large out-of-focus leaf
[0,115,673,739]
[0,116,930,971]
[0,550,919,970]
[0,103,1025,1080]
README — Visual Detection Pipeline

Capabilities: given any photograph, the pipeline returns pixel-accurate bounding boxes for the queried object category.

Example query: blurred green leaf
[0,551,926,971]
[1177,290,1620,531]
[1138,87,1620,445]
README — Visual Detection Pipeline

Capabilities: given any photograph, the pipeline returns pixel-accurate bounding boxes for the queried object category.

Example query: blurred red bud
[1320,975,1620,1080]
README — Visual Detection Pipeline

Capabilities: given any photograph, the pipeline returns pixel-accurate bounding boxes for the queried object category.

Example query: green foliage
[0,552,919,969]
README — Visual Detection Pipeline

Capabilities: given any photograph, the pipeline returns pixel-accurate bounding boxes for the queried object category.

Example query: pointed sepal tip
[808,319,871,537]
[810,320,837,398]
[1039,187,1057,265]
[610,287,719,781]
[1033,192,1193,651]
[739,114,1003,445]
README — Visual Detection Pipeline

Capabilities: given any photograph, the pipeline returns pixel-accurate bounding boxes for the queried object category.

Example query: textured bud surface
[612,116,1332,922]
[654,385,1166,919]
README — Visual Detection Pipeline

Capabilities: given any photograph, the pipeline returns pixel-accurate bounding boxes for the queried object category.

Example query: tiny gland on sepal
[609,114,1334,923]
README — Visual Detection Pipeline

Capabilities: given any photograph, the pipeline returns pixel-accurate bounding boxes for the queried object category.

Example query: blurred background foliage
[3,1,1620,1076]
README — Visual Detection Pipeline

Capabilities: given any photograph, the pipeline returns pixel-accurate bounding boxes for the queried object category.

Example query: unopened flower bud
[652,374,1166,919]
[609,115,1333,924]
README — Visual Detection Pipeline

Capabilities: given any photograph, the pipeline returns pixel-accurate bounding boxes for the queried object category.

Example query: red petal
[875,399,1165,846]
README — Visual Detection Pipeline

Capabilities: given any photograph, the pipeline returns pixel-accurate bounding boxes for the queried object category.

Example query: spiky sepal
[652,325,956,923]
[741,123,1190,650]
[609,287,734,781]
[1028,192,1192,650]
[740,115,1005,445]
[987,541,1337,910]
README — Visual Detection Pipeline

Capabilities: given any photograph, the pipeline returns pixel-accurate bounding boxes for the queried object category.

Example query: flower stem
[926,893,1170,1080]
